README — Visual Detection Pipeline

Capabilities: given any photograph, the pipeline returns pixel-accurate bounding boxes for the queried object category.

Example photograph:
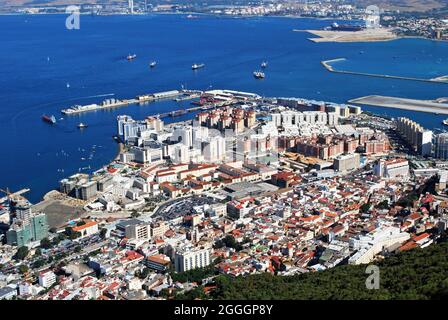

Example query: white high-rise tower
[128,0,134,14]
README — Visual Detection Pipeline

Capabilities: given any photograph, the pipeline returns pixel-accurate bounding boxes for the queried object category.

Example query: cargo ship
[192,63,205,70]
[329,22,363,32]
[42,114,56,124]
[127,54,137,61]
[253,71,265,79]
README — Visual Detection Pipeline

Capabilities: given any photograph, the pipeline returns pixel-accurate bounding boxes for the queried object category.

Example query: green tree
[131,211,141,218]
[18,264,29,274]
[32,259,46,269]
[65,227,81,240]
[40,237,52,249]
[100,228,107,239]
[15,246,29,261]
[360,203,371,213]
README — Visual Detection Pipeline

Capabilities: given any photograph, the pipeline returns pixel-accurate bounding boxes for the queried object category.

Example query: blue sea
[1,14,448,203]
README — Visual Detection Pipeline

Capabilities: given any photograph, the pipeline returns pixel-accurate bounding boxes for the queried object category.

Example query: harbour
[3,14,448,203]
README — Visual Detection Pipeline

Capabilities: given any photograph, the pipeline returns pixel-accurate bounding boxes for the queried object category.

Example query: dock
[155,100,234,119]
[321,58,448,85]
[61,90,193,115]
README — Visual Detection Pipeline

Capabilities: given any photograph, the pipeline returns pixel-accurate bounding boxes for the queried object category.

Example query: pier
[321,58,448,85]
[61,90,199,115]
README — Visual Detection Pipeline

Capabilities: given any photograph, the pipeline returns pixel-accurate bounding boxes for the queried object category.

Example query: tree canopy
[210,242,448,300]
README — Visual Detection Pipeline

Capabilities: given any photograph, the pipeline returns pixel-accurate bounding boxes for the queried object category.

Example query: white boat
[127,54,137,61]
[261,61,268,68]
[253,71,265,79]
[192,63,205,70]
[150,61,157,68]
[442,119,448,126]
[77,122,88,129]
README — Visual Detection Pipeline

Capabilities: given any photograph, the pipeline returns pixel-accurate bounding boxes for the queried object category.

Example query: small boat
[77,122,88,129]
[442,119,448,126]
[66,82,70,88]
[149,61,157,68]
[127,54,137,61]
[192,63,205,70]
[261,61,268,68]
[253,71,265,79]
[42,114,57,124]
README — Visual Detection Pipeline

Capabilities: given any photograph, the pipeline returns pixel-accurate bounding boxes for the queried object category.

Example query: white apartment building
[271,111,339,128]
[374,158,409,179]
[38,270,56,288]
[174,245,212,272]
[203,135,226,163]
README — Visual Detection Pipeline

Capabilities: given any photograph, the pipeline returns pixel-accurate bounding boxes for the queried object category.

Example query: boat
[170,110,187,117]
[42,115,57,124]
[442,119,448,126]
[149,61,157,68]
[77,122,88,129]
[66,82,70,88]
[127,54,137,61]
[192,63,205,70]
[261,61,268,68]
[253,71,265,79]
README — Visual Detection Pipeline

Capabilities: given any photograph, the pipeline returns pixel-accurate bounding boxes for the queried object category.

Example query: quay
[156,100,234,119]
[61,90,198,115]
[321,58,448,85]
[348,95,448,115]
[61,89,244,119]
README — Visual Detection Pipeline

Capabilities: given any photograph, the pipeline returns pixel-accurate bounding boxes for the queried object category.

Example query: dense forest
[209,242,448,300]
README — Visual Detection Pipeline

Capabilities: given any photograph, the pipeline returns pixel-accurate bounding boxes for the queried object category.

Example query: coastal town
[4,0,447,41]
[1,88,448,300]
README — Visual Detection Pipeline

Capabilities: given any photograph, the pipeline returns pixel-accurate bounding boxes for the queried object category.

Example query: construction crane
[0,188,30,202]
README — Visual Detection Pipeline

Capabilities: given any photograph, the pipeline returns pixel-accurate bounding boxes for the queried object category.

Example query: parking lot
[153,195,217,220]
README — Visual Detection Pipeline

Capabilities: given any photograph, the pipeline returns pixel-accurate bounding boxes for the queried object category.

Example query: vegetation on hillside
[209,242,448,300]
